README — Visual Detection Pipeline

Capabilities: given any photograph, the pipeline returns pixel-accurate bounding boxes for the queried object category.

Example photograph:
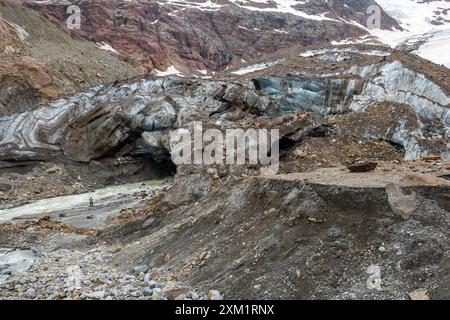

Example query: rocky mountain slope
[15,0,450,72]
[0,0,139,116]
[16,0,399,74]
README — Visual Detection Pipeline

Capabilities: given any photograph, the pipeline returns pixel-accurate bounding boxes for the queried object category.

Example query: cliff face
[17,0,399,73]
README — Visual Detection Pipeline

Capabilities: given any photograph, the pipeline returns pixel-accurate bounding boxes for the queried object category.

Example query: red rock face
[0,0,139,115]
[19,0,399,73]
[0,56,54,115]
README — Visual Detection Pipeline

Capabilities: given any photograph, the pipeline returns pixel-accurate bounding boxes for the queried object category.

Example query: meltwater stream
[0,178,173,229]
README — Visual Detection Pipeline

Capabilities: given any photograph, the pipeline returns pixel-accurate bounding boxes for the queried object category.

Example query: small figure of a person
[89,196,94,208]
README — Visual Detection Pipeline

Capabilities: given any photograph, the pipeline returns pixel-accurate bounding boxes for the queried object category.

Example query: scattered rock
[422,155,441,161]
[208,290,223,300]
[199,251,208,261]
[46,166,61,175]
[142,217,156,229]
[153,288,162,295]
[135,191,148,199]
[386,184,417,220]
[409,289,429,300]
[87,290,106,300]
[25,288,36,299]
[143,273,152,283]
[133,265,149,274]
[143,287,153,297]
[188,291,200,300]
[148,280,164,289]
[348,161,378,173]
[165,288,190,300]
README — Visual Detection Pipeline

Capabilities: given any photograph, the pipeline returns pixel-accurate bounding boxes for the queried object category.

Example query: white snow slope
[373,0,450,67]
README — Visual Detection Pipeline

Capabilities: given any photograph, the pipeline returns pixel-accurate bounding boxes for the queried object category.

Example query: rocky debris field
[0,238,220,300]
[98,165,449,300]
[0,180,224,300]
[1,159,447,300]
[0,150,448,300]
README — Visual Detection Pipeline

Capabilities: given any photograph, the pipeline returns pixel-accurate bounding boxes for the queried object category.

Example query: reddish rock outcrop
[0,56,54,115]
[19,0,399,73]
[0,0,139,116]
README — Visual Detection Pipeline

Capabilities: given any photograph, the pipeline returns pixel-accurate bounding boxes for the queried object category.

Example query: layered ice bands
[1,46,448,162]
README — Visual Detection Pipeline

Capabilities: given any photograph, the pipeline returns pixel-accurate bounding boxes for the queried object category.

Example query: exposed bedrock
[0,53,449,162]
[18,0,395,73]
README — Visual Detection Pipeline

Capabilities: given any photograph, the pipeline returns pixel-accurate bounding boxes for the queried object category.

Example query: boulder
[348,161,378,173]
[386,184,417,219]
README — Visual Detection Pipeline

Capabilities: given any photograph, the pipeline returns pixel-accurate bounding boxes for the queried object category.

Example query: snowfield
[373,0,450,67]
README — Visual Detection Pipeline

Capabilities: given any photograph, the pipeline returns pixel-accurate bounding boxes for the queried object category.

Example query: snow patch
[361,0,450,67]
[231,60,283,75]
[158,0,337,21]
[155,65,184,77]
[96,42,119,54]
[300,47,391,58]
[414,29,450,67]
[4,20,29,42]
